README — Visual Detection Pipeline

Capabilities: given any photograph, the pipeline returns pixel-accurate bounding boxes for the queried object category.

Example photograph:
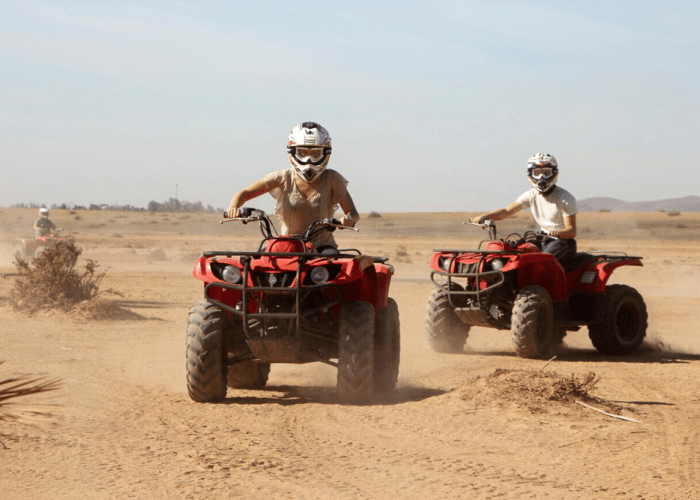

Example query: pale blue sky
[1,1,698,212]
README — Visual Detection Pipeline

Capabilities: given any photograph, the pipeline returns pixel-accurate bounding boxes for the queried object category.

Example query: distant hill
[578,195,700,212]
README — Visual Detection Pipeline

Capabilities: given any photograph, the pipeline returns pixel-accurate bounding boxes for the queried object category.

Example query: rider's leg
[542,237,577,267]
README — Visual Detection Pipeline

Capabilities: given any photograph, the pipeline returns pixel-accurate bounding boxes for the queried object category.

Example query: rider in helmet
[470,153,578,267]
[226,122,360,250]
[33,208,60,238]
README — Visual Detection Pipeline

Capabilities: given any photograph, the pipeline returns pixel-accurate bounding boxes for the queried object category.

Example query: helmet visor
[529,167,554,178]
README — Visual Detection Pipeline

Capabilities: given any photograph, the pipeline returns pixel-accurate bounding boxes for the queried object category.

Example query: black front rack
[202,239,381,346]
[204,250,348,339]
[430,251,506,309]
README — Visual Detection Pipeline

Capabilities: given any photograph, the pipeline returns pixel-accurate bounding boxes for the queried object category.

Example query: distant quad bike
[15,230,71,262]
[186,208,400,404]
[425,219,648,359]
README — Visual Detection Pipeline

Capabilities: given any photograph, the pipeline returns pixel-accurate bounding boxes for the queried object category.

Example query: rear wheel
[425,286,469,353]
[511,285,555,359]
[337,301,374,404]
[374,298,400,393]
[588,285,647,355]
[227,360,271,389]
[186,300,227,402]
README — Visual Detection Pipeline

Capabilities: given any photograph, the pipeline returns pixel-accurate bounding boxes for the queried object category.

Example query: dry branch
[575,400,644,423]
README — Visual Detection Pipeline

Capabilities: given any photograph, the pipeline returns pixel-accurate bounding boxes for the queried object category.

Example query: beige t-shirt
[263,168,349,248]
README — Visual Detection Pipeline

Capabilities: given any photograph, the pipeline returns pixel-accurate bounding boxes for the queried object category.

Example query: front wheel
[425,286,469,353]
[33,246,45,261]
[511,285,555,359]
[374,298,400,393]
[14,245,25,262]
[337,301,375,404]
[186,300,228,402]
[588,285,647,355]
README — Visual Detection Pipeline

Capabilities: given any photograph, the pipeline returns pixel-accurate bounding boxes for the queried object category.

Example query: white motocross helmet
[39,207,49,218]
[286,122,332,183]
[527,152,559,193]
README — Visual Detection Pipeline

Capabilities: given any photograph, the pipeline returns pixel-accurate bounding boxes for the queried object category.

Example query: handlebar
[464,218,495,230]
[316,217,359,232]
[219,208,358,241]
[464,218,497,240]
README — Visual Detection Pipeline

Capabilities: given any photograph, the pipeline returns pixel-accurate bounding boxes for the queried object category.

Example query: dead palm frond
[0,361,62,424]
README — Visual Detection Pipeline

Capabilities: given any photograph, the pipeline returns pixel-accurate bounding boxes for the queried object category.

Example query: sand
[1,207,699,499]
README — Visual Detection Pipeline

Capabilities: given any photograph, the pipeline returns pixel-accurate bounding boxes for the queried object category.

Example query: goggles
[529,167,554,178]
[295,147,324,160]
[289,145,330,165]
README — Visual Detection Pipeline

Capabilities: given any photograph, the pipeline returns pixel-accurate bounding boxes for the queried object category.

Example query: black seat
[563,252,598,272]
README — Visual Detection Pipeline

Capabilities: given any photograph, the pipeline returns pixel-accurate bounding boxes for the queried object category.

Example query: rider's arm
[338,193,360,227]
[226,177,278,218]
[549,214,577,239]
[470,201,523,223]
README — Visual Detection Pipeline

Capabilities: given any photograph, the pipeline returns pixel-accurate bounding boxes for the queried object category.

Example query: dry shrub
[667,210,681,216]
[457,368,612,414]
[367,211,382,218]
[9,240,114,314]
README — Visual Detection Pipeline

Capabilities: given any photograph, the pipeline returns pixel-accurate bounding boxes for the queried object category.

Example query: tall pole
[176,183,178,200]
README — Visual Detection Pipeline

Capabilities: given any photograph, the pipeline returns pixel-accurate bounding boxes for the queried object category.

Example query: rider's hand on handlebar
[226,207,239,219]
[339,216,356,227]
[469,215,489,224]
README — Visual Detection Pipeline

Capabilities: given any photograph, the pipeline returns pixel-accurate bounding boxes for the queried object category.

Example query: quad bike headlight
[309,266,330,285]
[490,258,505,271]
[440,257,452,272]
[222,265,242,284]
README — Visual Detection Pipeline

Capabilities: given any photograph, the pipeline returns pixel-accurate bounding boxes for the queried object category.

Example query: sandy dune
[1,208,700,499]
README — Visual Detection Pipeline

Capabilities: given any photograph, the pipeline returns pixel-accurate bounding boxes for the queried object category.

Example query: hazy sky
[1,1,698,213]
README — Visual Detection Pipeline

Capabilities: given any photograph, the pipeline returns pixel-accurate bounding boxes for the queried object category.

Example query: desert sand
[1,207,700,499]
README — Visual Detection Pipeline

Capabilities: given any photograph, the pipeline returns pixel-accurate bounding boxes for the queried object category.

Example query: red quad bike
[425,219,648,359]
[15,230,71,262]
[186,208,400,404]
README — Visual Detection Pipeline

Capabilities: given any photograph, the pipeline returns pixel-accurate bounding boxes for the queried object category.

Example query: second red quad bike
[425,219,647,358]
[187,208,400,404]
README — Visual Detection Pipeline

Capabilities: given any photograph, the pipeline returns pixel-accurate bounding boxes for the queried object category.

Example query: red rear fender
[569,259,643,294]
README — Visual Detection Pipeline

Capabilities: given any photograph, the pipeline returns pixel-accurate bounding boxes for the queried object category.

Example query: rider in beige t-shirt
[226,122,360,250]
